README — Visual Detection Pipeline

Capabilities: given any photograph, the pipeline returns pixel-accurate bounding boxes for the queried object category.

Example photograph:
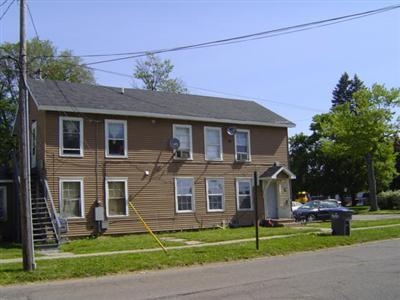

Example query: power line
[0,0,15,21]
[27,3,39,39]
[78,4,400,66]
[86,65,323,113]
[0,0,9,8]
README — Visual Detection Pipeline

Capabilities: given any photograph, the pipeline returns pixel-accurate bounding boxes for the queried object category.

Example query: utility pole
[19,0,35,271]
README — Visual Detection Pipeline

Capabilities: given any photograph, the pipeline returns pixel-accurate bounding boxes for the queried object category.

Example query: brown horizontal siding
[40,111,288,237]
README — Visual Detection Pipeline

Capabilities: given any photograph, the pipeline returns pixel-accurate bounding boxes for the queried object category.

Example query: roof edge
[37,105,296,128]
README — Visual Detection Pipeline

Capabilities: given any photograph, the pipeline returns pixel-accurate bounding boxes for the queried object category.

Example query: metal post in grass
[254,171,259,250]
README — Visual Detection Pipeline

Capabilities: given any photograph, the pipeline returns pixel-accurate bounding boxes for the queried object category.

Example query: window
[175,178,194,213]
[31,121,37,168]
[236,179,253,211]
[204,127,223,161]
[0,186,7,222]
[59,117,83,157]
[234,129,251,161]
[105,120,127,157]
[206,178,224,212]
[173,124,192,160]
[106,178,128,217]
[59,179,84,218]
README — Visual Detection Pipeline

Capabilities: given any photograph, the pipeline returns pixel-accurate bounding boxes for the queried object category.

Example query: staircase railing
[43,179,62,243]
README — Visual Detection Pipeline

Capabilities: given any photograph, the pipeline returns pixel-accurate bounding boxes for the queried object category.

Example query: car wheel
[306,214,316,222]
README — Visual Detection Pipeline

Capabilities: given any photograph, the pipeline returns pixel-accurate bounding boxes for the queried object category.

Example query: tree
[315,84,400,210]
[134,54,187,93]
[289,131,365,200]
[331,72,365,107]
[0,38,95,165]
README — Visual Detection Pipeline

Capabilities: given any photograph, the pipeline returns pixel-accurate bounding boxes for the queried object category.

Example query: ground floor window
[236,178,253,211]
[175,178,194,213]
[206,178,224,212]
[59,179,84,218]
[0,186,7,222]
[106,178,128,217]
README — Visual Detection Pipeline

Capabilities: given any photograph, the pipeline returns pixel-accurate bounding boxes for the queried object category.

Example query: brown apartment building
[2,79,296,244]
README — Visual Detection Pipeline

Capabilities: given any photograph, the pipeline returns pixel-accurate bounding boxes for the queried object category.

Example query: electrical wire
[0,0,9,8]
[85,65,324,113]
[27,3,40,39]
[0,0,15,21]
[79,4,400,66]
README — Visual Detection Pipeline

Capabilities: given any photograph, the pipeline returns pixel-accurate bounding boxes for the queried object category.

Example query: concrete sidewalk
[352,214,400,220]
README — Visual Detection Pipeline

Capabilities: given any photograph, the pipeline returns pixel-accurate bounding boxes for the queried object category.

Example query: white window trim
[59,178,85,219]
[234,129,251,162]
[173,124,193,160]
[59,116,84,157]
[174,177,195,213]
[236,178,253,211]
[105,177,129,217]
[0,186,7,222]
[204,126,223,161]
[105,119,128,158]
[206,178,225,212]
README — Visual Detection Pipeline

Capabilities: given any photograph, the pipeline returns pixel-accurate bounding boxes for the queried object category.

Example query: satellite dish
[227,127,237,136]
[169,138,180,150]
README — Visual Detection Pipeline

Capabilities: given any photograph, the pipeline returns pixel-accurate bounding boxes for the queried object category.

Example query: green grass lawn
[1,226,399,286]
[59,226,317,254]
[0,242,23,260]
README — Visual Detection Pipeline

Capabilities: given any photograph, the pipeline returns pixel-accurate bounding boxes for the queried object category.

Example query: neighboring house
[23,79,295,240]
[0,165,18,242]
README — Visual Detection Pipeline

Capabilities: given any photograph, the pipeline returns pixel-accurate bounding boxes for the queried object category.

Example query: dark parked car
[293,200,352,222]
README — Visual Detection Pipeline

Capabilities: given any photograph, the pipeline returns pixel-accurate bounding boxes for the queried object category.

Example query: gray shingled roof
[28,79,295,128]
[259,165,296,179]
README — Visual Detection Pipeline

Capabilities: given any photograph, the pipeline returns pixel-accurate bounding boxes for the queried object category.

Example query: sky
[1,0,399,137]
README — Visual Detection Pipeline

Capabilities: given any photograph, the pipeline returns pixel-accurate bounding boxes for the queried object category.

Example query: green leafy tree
[289,131,365,201]
[134,54,187,93]
[0,38,95,165]
[314,84,400,210]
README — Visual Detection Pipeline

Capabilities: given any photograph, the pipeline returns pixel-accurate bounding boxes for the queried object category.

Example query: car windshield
[300,201,319,209]
[320,201,340,208]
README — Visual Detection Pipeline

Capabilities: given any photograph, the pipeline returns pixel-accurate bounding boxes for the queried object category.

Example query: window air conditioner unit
[176,149,191,159]
[236,153,248,161]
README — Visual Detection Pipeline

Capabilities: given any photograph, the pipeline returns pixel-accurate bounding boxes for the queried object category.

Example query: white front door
[264,181,278,219]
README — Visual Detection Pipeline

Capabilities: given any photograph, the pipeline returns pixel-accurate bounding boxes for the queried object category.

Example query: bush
[377,190,400,209]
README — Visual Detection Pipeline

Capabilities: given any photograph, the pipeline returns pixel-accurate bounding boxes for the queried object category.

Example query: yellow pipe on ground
[128,201,168,253]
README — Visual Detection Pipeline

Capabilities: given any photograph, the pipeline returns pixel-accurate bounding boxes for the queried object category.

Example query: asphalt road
[1,239,399,300]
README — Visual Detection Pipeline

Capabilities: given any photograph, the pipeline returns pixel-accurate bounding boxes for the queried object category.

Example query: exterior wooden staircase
[31,175,64,248]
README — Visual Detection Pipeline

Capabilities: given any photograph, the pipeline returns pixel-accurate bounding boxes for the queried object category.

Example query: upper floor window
[175,177,194,213]
[106,178,128,217]
[206,178,224,212]
[236,178,253,211]
[59,178,84,218]
[173,124,192,160]
[204,127,223,161]
[235,129,251,162]
[105,120,127,158]
[59,117,83,157]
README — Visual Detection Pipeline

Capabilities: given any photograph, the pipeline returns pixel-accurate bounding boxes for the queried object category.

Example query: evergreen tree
[331,72,365,108]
